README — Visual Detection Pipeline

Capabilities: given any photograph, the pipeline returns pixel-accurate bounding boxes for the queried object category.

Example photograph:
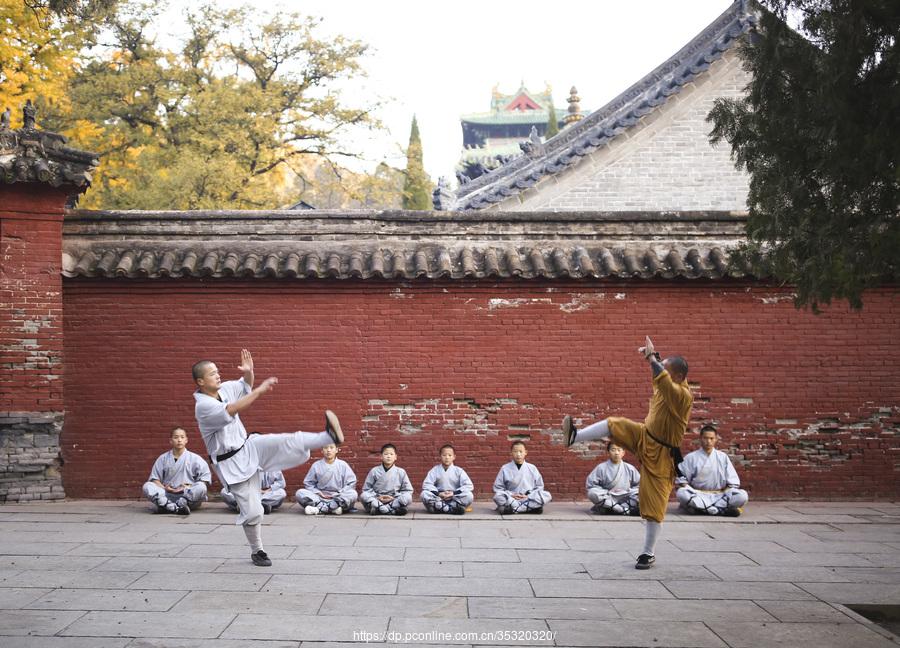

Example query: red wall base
[61,279,900,500]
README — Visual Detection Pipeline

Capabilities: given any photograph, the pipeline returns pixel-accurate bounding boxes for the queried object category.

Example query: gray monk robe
[222,470,286,511]
[421,464,475,513]
[586,459,640,515]
[142,449,211,511]
[676,448,748,515]
[361,464,413,515]
[492,461,552,513]
[296,458,359,513]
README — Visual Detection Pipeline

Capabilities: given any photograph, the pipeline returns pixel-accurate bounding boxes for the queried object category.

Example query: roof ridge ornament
[519,126,544,159]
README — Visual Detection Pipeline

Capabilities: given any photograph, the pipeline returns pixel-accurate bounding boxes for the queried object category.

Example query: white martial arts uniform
[421,464,474,514]
[295,458,359,513]
[142,449,211,511]
[222,470,286,512]
[586,459,641,515]
[676,448,748,515]
[361,464,413,515]
[194,377,331,547]
[492,461,552,513]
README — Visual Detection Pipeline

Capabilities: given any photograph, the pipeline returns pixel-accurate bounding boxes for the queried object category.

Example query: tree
[46,2,378,209]
[0,0,80,122]
[545,103,559,138]
[291,159,403,209]
[708,0,899,310]
[401,115,432,210]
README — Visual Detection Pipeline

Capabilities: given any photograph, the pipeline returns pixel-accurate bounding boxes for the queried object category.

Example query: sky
[162,1,736,183]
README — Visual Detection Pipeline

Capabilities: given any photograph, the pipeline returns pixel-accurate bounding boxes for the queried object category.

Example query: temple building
[438,1,754,211]
[457,84,578,179]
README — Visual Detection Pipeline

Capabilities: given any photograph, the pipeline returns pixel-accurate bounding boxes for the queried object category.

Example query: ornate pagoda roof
[441,1,759,210]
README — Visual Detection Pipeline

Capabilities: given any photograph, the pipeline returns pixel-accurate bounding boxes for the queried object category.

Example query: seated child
[223,470,286,514]
[142,426,211,515]
[421,444,474,515]
[676,425,749,516]
[295,442,358,515]
[492,440,552,514]
[586,441,640,515]
[361,443,413,516]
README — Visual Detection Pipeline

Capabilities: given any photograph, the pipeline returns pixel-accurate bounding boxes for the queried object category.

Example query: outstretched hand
[238,348,254,374]
[638,336,656,360]
[258,377,278,393]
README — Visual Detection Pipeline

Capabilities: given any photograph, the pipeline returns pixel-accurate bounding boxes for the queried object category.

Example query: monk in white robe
[492,441,552,514]
[142,427,211,515]
[222,470,286,514]
[676,425,748,516]
[296,443,358,514]
[193,350,344,567]
[361,443,413,516]
[421,444,474,514]
[586,441,640,515]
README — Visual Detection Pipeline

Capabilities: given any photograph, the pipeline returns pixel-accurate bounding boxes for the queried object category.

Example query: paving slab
[60,610,234,638]
[706,620,897,647]
[0,586,52,608]
[531,578,673,599]
[755,600,860,623]
[664,579,816,600]
[175,590,324,614]
[4,638,130,648]
[399,576,533,597]
[24,587,187,611]
[340,559,463,577]
[611,598,776,621]
[469,596,619,620]
[264,574,398,595]
[1,569,145,589]
[547,619,726,647]
[463,561,591,579]
[127,571,272,592]
[0,609,88,635]
[319,593,467,617]
[387,617,553,645]
[221,613,387,642]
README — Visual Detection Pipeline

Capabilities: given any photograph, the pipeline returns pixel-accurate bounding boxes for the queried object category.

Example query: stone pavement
[0,500,898,648]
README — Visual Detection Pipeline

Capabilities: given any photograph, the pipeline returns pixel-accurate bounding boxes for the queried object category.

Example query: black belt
[213,441,245,463]
[646,428,685,478]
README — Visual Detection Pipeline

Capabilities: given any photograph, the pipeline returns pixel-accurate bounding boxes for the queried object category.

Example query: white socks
[243,523,264,553]
[642,520,661,556]
[575,419,610,443]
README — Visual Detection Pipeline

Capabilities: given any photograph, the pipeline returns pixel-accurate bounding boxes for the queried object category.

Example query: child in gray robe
[222,470,286,514]
[492,440,552,514]
[586,441,641,515]
[676,425,748,516]
[142,427,211,515]
[361,443,413,516]
[421,444,474,515]
[296,442,358,515]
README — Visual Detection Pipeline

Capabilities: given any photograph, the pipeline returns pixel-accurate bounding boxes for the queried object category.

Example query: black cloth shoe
[393,507,408,516]
[562,415,577,447]
[175,500,190,516]
[251,550,272,567]
[527,506,543,515]
[325,410,344,445]
[262,502,273,515]
[635,553,655,570]
[723,507,742,517]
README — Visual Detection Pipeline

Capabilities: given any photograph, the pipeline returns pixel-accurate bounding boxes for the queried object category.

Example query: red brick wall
[61,280,900,500]
[1,186,69,412]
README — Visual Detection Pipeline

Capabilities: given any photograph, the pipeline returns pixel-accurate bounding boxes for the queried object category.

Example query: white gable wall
[491,49,751,212]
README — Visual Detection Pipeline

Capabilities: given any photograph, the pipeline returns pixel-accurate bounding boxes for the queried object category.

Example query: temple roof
[442,1,759,210]
[0,102,98,190]
[62,209,760,281]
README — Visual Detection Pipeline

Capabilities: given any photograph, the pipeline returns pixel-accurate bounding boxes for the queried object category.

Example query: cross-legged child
[421,444,474,515]
[142,426,211,515]
[361,443,413,516]
[492,440,552,514]
[295,442,358,515]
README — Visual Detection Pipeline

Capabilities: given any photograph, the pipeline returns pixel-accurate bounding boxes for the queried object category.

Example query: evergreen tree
[545,103,559,138]
[402,115,432,210]
[708,0,899,310]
